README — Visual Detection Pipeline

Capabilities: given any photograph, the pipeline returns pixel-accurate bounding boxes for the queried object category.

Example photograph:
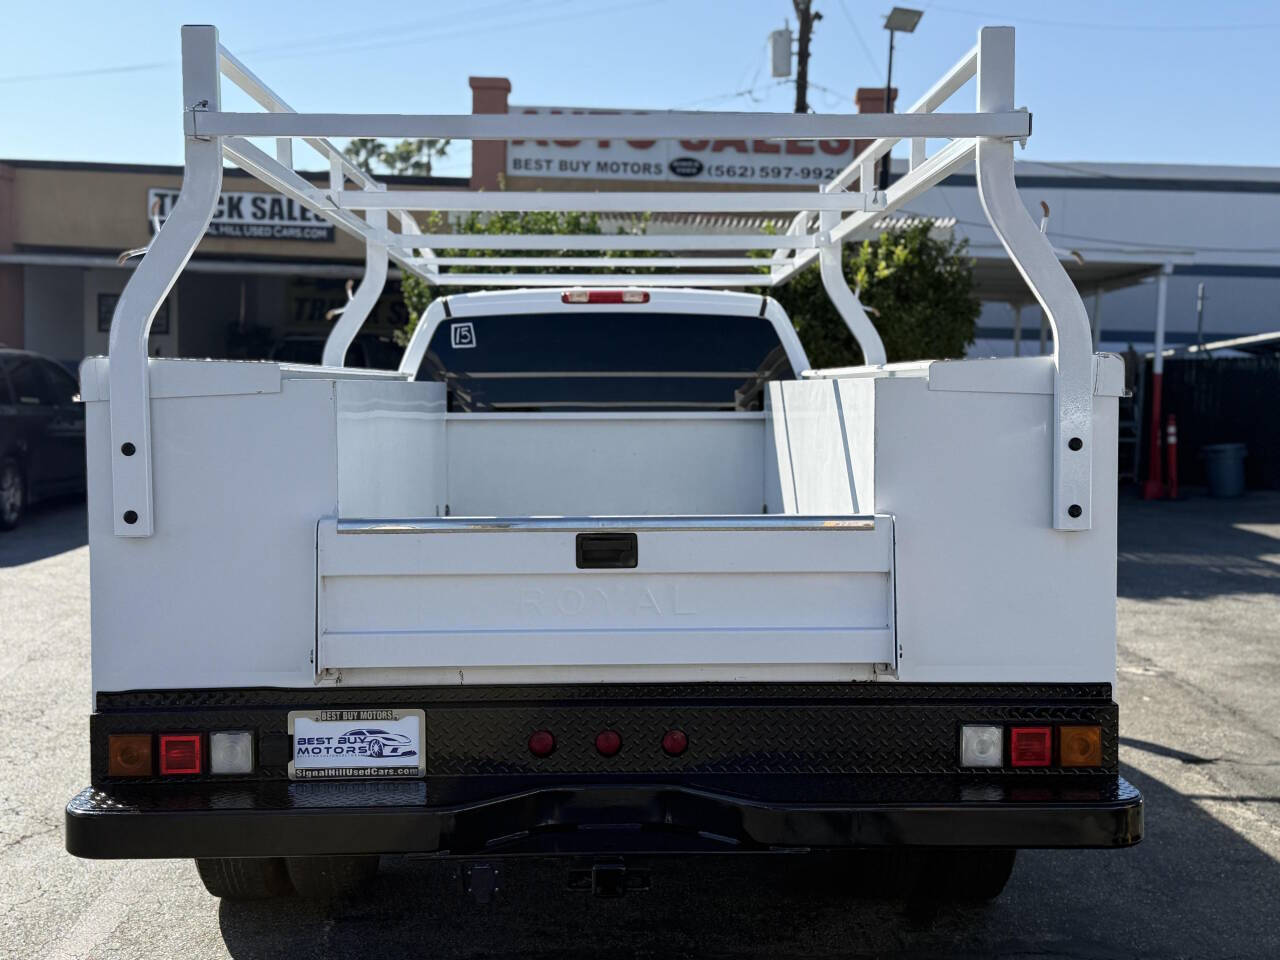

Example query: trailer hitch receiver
[567,860,651,897]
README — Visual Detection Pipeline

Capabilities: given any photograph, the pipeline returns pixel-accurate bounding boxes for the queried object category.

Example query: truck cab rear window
[415,311,794,412]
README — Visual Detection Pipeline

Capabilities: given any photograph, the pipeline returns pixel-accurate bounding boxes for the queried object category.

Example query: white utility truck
[66,25,1141,901]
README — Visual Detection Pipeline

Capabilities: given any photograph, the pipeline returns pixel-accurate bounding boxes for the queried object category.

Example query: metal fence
[1156,355,1280,490]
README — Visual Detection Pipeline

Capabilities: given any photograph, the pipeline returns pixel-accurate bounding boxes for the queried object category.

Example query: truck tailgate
[316,516,895,673]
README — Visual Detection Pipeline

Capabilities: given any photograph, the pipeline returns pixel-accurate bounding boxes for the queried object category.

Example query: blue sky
[3,0,1280,176]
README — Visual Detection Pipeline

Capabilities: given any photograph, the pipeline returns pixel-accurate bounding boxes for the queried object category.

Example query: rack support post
[974,26,1094,531]
[818,211,887,366]
[107,24,223,537]
[322,203,388,368]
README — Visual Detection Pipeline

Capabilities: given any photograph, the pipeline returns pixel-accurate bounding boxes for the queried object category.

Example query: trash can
[1201,443,1247,498]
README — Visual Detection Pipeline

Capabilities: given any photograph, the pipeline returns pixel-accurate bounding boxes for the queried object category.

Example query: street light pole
[879,29,896,190]
[879,7,923,191]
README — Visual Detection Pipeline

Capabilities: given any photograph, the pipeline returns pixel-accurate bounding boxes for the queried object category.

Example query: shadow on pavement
[216,764,1280,960]
[0,498,87,567]
[1118,490,1280,600]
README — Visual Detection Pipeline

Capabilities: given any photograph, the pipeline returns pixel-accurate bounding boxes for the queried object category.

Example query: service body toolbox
[67,23,1140,902]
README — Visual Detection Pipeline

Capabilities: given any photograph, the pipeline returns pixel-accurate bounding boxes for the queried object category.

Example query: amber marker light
[108,734,153,776]
[1060,725,1103,767]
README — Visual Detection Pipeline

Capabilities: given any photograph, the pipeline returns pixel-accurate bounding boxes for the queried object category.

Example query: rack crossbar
[333,190,879,214]
[409,256,786,268]
[825,45,981,196]
[420,273,769,288]
[772,138,978,285]
[187,110,1032,141]
[381,232,821,251]
[220,138,435,284]
[221,138,369,240]
[216,47,379,192]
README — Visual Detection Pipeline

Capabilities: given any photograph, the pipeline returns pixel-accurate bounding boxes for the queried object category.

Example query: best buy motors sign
[506,106,855,185]
[148,188,335,242]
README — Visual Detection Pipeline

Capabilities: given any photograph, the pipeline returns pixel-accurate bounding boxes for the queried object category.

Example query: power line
[0,59,172,85]
[675,79,789,109]
[836,0,882,73]
[729,37,769,97]
[0,0,660,85]
[930,3,1280,32]
[237,0,562,57]
[245,0,665,64]
[805,80,855,104]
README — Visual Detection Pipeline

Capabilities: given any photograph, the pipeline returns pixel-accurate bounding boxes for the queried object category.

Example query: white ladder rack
[105,24,1094,538]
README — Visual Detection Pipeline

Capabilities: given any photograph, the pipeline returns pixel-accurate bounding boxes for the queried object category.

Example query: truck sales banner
[148,188,335,243]
[506,106,855,185]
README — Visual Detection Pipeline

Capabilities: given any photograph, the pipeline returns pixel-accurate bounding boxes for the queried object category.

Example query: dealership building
[3,79,1279,369]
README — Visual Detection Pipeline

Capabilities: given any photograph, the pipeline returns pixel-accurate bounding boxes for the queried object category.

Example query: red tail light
[595,730,622,756]
[159,734,202,775]
[528,730,556,758]
[1009,727,1052,767]
[561,290,649,304]
[661,729,688,756]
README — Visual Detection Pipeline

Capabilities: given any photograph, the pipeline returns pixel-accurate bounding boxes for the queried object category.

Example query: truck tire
[285,856,380,900]
[0,457,25,531]
[195,857,293,900]
[912,849,1017,901]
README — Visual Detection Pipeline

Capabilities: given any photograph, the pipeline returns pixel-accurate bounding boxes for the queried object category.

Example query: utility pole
[792,0,822,113]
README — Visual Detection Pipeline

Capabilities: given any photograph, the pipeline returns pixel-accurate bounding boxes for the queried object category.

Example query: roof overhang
[966,244,1194,303]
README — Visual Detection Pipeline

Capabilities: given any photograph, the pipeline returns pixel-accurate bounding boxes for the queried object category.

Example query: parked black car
[0,349,86,530]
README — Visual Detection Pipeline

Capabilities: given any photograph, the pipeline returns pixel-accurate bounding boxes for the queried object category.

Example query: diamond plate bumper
[66,773,1143,859]
[71,684,1142,859]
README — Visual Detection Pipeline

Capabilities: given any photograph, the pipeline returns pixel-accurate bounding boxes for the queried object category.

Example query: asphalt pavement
[1,492,1278,959]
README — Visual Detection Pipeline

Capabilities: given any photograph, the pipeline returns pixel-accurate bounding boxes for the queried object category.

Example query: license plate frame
[287,707,426,780]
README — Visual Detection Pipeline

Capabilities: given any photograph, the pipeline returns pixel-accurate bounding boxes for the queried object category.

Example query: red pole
[1165,414,1179,500]
[1142,371,1165,499]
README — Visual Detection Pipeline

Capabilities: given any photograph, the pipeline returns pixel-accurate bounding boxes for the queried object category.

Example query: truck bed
[78,351,1123,691]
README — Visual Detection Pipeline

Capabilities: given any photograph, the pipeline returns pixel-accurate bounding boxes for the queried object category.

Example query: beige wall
[0,165,21,347]
[4,161,463,360]
[9,165,463,262]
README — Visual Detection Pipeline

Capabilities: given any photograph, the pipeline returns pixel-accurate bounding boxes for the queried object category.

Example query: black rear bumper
[69,682,1142,859]
[66,773,1142,859]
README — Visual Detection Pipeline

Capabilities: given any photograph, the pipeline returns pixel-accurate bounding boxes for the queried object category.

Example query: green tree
[769,222,979,367]
[344,137,451,177]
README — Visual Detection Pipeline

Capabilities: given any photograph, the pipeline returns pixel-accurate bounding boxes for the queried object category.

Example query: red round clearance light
[595,730,622,757]
[528,730,556,758]
[661,729,688,757]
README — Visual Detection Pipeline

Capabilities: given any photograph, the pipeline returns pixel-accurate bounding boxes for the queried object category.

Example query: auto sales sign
[506,106,855,185]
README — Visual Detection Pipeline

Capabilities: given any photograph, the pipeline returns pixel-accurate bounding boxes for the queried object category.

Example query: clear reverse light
[960,725,1003,768]
[209,731,254,775]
